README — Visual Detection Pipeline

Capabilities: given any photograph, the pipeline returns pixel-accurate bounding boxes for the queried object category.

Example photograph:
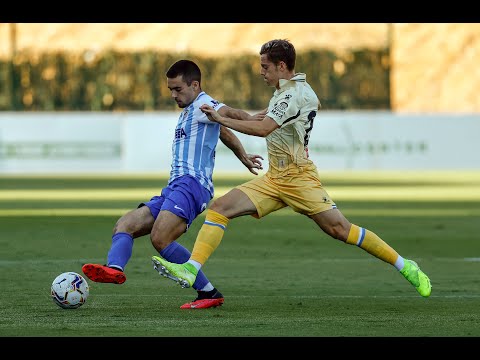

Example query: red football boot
[180,288,224,309]
[82,263,126,284]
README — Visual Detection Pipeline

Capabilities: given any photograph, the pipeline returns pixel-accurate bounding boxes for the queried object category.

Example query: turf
[1,171,479,337]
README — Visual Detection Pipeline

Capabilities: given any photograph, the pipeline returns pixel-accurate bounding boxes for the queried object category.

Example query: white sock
[200,282,214,292]
[394,255,405,271]
[108,264,123,271]
[187,259,202,272]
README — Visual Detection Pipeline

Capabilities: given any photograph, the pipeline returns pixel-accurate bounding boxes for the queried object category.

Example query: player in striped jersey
[83,59,264,309]
[151,41,432,299]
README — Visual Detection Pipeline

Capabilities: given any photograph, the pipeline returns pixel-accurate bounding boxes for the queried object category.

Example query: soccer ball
[51,272,90,309]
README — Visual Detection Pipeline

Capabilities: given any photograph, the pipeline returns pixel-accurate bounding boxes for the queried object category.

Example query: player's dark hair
[260,39,296,71]
[166,59,202,86]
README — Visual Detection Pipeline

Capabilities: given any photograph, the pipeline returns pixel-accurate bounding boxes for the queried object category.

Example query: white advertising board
[0,111,478,173]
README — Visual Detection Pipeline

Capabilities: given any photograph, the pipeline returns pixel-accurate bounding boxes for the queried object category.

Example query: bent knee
[150,230,170,251]
[150,223,185,251]
[113,219,128,234]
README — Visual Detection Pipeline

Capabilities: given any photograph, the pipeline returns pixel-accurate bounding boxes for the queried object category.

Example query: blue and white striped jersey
[169,91,225,197]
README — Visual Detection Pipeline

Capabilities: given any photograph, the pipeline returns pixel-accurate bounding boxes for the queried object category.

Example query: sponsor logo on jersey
[175,127,187,139]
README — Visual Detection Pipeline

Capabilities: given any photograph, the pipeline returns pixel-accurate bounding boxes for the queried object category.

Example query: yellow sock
[346,224,399,265]
[191,209,229,265]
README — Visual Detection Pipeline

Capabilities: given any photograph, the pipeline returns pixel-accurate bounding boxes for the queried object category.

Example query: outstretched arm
[219,126,264,175]
[218,105,267,122]
[202,104,279,137]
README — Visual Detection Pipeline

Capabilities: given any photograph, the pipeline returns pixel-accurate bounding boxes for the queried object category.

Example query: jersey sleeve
[195,97,226,124]
[266,91,301,127]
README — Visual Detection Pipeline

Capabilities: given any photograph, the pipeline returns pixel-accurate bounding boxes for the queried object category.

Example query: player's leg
[82,205,154,284]
[280,166,431,297]
[151,212,224,307]
[310,209,432,297]
[310,208,401,263]
[149,176,224,308]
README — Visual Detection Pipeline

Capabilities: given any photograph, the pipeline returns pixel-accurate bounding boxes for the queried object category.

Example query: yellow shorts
[236,165,336,218]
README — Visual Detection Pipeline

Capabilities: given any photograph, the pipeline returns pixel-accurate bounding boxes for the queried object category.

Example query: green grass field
[1,171,479,337]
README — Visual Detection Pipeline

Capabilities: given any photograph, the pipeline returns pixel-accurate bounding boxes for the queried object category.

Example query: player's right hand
[200,104,222,123]
[243,154,264,175]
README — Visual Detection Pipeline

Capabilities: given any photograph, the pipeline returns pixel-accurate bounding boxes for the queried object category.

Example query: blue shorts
[139,175,212,229]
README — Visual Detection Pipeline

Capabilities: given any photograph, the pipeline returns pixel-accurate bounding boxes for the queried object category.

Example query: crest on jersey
[211,100,220,109]
[271,101,289,118]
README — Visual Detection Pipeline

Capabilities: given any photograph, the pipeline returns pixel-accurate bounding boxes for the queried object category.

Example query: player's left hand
[200,104,222,123]
[251,108,268,121]
[242,154,264,175]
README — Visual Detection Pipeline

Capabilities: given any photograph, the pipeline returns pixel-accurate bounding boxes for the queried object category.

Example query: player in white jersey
[83,59,264,309]
[169,90,226,198]
[151,41,432,299]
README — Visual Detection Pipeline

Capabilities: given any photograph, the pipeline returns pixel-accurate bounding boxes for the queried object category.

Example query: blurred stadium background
[0,23,479,337]
[1,23,479,112]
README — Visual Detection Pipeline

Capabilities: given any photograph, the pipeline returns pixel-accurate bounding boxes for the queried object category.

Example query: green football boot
[400,259,432,297]
[152,255,198,288]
